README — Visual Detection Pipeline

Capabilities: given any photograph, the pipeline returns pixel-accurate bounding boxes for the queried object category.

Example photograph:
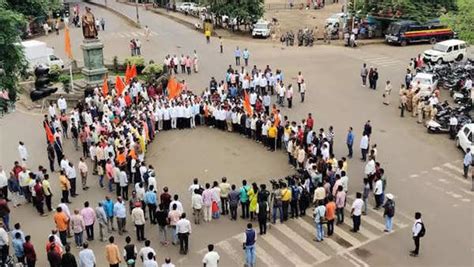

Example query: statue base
[80,38,108,88]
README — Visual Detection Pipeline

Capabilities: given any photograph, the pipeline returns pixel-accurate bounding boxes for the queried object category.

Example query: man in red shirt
[306,113,314,130]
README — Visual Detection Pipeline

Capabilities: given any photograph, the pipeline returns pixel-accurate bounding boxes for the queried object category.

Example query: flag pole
[69,60,74,92]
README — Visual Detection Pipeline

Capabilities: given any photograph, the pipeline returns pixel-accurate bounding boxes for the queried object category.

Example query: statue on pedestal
[81,7,98,39]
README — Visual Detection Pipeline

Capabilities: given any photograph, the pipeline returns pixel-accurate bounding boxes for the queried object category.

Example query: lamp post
[135,0,141,26]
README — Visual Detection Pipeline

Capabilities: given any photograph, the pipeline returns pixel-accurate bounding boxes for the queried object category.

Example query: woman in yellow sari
[248,183,259,220]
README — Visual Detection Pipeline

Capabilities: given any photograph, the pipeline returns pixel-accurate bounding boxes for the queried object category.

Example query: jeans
[117,217,126,235]
[316,222,324,241]
[159,225,168,242]
[352,215,361,232]
[171,225,178,244]
[85,224,94,240]
[272,206,283,223]
[2,214,9,232]
[363,198,368,214]
[107,216,115,232]
[385,215,393,231]
[347,143,353,157]
[178,232,189,254]
[230,205,237,220]
[147,203,156,223]
[74,231,83,246]
[327,219,334,236]
[361,148,368,160]
[336,207,344,223]
[245,244,256,267]
[464,164,469,178]
[59,230,67,246]
[241,201,249,219]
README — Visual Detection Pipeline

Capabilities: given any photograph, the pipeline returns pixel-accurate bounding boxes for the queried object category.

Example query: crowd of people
[0,57,427,267]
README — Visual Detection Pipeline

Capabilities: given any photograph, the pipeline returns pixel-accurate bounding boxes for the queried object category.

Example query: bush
[142,63,164,83]
[59,75,71,93]
[48,64,62,82]
[124,56,146,74]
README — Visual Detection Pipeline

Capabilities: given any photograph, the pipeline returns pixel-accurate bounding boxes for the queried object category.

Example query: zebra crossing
[100,30,158,39]
[197,200,410,267]
[408,159,473,204]
[342,48,404,68]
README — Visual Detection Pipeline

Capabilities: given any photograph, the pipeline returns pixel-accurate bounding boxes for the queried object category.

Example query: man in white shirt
[169,194,183,214]
[18,141,28,163]
[78,242,96,267]
[360,134,369,161]
[350,192,364,233]
[373,176,384,209]
[191,190,203,224]
[143,252,158,267]
[57,95,68,113]
[161,257,175,267]
[0,222,9,263]
[202,244,220,267]
[176,213,192,255]
[138,240,156,262]
[410,212,424,257]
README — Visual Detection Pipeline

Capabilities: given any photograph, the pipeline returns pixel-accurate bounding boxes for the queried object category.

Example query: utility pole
[104,0,108,7]
[135,0,141,26]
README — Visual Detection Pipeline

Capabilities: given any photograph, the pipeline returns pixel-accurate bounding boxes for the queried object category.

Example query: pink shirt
[202,189,213,206]
[185,58,192,67]
[80,207,96,226]
[106,163,114,179]
[335,191,346,208]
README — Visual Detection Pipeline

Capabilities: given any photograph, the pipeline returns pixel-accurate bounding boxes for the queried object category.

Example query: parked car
[176,2,197,13]
[325,13,346,27]
[410,72,438,96]
[423,39,468,64]
[252,19,271,38]
[456,123,474,154]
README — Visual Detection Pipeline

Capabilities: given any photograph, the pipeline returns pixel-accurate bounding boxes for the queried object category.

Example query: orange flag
[124,64,131,85]
[64,25,73,59]
[102,76,109,97]
[273,114,280,127]
[243,90,253,116]
[115,75,125,96]
[130,64,137,78]
[44,124,55,144]
[167,77,178,99]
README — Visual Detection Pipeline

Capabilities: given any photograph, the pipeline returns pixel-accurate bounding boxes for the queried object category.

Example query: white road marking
[131,32,139,37]
[273,223,330,263]
[432,166,470,185]
[261,233,310,266]
[438,178,450,184]
[232,236,280,267]
[218,240,246,266]
[443,162,464,174]
[410,174,419,178]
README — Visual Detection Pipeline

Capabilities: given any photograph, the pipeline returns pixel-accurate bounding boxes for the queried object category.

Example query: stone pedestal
[80,38,108,88]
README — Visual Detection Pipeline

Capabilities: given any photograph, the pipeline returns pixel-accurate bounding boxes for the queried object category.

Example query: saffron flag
[64,25,73,59]
[115,75,125,96]
[167,77,179,99]
[44,124,55,144]
[130,64,137,79]
[125,64,131,85]
[243,90,253,116]
[102,76,109,97]
[273,114,280,128]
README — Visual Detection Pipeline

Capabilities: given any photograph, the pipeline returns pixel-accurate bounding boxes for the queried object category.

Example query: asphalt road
[1,1,472,266]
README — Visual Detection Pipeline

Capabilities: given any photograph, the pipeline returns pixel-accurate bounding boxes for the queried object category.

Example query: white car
[176,2,197,13]
[456,124,474,154]
[410,73,438,96]
[325,13,346,27]
[252,20,271,38]
[423,39,468,64]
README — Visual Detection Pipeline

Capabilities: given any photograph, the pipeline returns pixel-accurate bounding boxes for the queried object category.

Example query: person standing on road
[325,195,336,236]
[80,201,96,241]
[239,180,250,219]
[114,197,127,235]
[410,212,425,257]
[228,184,239,220]
[23,235,37,267]
[100,18,105,31]
[383,80,392,105]
[360,133,369,161]
[346,127,354,158]
[203,244,220,267]
[144,25,151,41]
[234,47,241,66]
[95,202,107,242]
[219,36,223,53]
[463,148,472,178]
[449,115,458,139]
[286,84,294,109]
[243,48,250,66]
[242,223,256,267]
[383,193,395,232]
[313,200,326,242]
[18,141,28,164]
[350,192,364,233]
[131,202,145,241]
[176,213,191,255]
[219,177,231,215]
[360,63,368,87]
[79,242,96,267]
[335,186,346,224]
[105,236,122,267]
[299,79,306,103]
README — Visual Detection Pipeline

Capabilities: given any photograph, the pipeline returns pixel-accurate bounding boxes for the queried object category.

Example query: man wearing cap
[383,193,395,232]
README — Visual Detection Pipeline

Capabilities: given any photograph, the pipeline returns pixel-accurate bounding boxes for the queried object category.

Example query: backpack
[386,201,395,217]
[417,222,426,237]
[291,185,300,201]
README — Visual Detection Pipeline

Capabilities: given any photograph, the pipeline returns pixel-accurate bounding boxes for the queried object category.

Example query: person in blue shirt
[346,127,354,158]
[103,196,115,232]
[12,232,25,263]
[234,47,241,66]
[144,185,158,224]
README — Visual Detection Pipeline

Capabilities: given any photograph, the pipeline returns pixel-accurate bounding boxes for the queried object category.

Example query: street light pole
[135,0,140,26]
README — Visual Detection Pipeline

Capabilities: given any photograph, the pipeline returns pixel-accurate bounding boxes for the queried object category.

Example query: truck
[21,40,64,71]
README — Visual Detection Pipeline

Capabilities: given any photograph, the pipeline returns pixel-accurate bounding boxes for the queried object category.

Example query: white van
[423,39,468,64]
[252,20,271,38]
[21,40,64,72]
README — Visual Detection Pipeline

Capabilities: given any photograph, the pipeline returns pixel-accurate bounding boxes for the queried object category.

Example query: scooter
[426,119,450,133]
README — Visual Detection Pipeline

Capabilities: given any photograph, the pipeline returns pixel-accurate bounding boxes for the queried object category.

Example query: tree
[441,0,474,44]
[5,0,61,18]
[350,0,456,23]
[0,5,27,101]
[206,0,264,29]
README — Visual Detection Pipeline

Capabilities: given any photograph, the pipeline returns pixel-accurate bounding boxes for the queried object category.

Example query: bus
[385,20,454,46]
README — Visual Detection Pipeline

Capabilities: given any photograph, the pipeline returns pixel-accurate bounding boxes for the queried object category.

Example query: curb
[84,0,141,29]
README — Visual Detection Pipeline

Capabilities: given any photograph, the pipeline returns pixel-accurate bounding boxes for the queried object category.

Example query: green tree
[206,0,264,29]
[441,0,474,44]
[5,0,61,17]
[0,5,27,101]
